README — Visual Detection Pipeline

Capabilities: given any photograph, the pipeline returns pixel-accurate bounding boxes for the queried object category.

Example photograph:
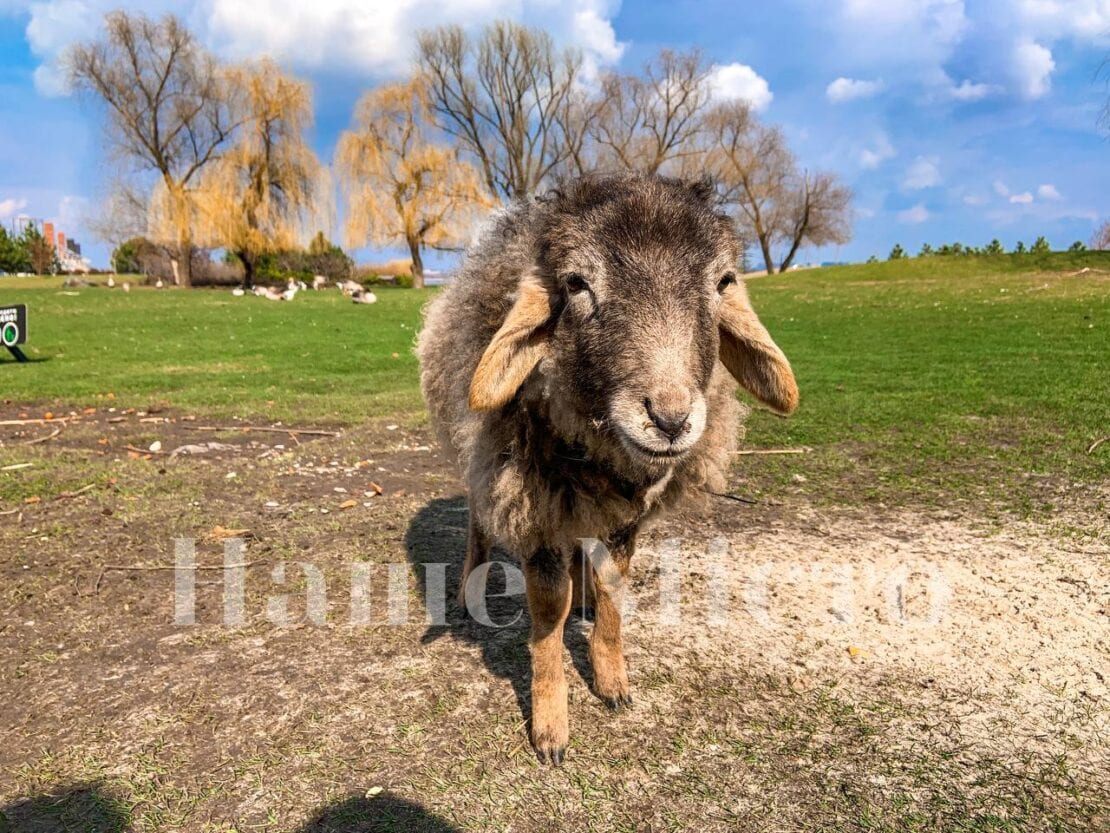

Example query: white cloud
[946,78,999,101]
[993,180,1011,197]
[826,76,885,103]
[828,1,1107,102]
[898,203,930,224]
[1011,39,1055,98]
[1018,0,1110,42]
[1009,191,1035,204]
[962,193,987,206]
[0,197,28,218]
[1037,183,1062,200]
[859,133,895,169]
[19,0,627,95]
[902,155,941,190]
[708,62,773,111]
[837,0,969,69]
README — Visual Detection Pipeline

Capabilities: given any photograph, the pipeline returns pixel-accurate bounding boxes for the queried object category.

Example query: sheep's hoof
[535,743,566,766]
[600,692,633,712]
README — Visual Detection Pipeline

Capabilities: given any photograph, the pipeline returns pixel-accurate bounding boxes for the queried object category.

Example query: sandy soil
[1,415,1107,831]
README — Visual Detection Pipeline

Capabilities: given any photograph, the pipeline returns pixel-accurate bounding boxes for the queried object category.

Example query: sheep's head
[469,174,798,470]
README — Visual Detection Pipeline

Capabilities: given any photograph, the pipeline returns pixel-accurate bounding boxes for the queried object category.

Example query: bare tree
[335,79,491,288]
[1091,220,1110,250]
[67,11,239,285]
[706,102,851,272]
[705,102,793,273]
[777,171,853,272]
[416,21,583,199]
[196,59,324,288]
[591,49,712,175]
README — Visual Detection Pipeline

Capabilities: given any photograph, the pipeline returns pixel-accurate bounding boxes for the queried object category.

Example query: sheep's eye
[563,273,590,294]
[717,272,737,294]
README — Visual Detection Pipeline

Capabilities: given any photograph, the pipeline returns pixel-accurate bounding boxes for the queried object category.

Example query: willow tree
[196,60,323,288]
[67,11,238,286]
[335,79,489,288]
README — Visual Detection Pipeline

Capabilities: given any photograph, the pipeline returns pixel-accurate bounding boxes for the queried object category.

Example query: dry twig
[735,446,813,456]
[183,424,341,437]
[20,427,62,446]
[94,559,267,594]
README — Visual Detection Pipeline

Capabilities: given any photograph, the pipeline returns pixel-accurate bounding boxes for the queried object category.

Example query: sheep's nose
[644,398,691,442]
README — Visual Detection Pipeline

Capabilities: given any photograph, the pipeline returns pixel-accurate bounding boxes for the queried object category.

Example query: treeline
[0,225,60,275]
[885,236,1091,261]
[68,12,853,287]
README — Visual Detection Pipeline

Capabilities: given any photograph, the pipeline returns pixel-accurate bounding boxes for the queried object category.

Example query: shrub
[888,244,906,260]
[1031,236,1051,254]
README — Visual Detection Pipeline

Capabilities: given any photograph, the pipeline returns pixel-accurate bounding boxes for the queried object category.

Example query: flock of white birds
[232,276,377,304]
[95,272,381,305]
[99,273,378,304]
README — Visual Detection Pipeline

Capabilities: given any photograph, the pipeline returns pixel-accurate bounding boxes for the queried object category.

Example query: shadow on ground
[298,793,462,832]
[0,786,461,833]
[403,497,598,729]
[0,785,127,833]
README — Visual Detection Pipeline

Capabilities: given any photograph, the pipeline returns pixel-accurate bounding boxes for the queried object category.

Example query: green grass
[1,251,1107,516]
[741,253,1109,515]
[0,278,431,422]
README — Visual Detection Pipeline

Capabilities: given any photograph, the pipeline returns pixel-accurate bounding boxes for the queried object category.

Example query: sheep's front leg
[524,547,572,765]
[588,529,635,711]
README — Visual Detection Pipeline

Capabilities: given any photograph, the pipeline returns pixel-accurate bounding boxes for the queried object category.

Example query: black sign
[0,304,27,347]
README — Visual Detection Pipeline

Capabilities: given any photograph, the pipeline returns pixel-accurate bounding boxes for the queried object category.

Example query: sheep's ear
[718,283,799,415]
[469,272,553,411]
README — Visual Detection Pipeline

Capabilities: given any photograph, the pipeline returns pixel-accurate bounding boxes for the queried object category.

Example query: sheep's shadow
[0,783,129,832]
[0,785,460,832]
[297,792,461,832]
[404,496,594,726]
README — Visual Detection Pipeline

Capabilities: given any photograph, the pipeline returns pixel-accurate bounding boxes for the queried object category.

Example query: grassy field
[2,252,1106,518]
[0,277,432,422]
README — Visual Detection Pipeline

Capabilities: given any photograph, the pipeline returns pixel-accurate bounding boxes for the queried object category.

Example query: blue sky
[1,0,1108,269]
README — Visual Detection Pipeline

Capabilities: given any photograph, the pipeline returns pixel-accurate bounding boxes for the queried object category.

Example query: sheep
[337,279,363,297]
[312,275,328,290]
[417,173,798,765]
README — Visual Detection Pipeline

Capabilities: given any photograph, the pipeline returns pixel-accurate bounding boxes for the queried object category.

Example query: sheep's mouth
[621,435,689,461]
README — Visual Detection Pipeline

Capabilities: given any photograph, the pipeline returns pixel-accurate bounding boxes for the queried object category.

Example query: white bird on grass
[154,279,164,289]
[107,276,115,288]
[231,287,245,297]
[281,285,298,301]
[352,289,378,305]
[122,282,131,292]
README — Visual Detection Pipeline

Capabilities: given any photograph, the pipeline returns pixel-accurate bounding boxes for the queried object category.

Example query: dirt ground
[1,408,1107,832]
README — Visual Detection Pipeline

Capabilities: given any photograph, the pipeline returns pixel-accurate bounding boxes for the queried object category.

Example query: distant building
[7,214,92,272]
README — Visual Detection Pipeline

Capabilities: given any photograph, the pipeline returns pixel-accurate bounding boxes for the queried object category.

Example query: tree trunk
[758,235,776,274]
[179,246,193,287]
[779,235,803,273]
[240,252,255,289]
[408,236,425,290]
